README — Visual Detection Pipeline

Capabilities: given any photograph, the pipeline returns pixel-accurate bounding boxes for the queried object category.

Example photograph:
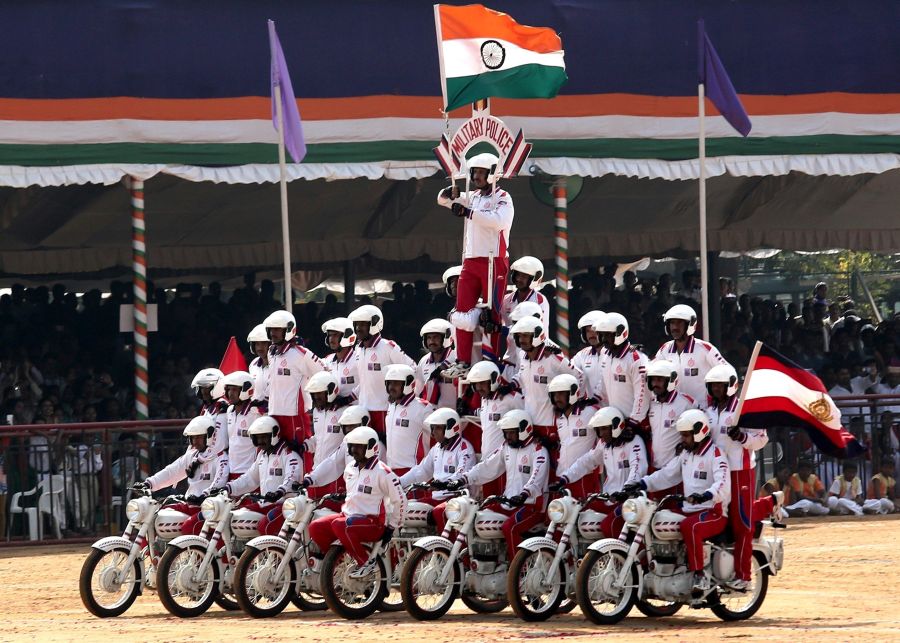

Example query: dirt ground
[2,514,899,642]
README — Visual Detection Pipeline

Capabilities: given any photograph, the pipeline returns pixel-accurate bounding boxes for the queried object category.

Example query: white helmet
[511,315,546,347]
[442,265,462,297]
[593,312,629,346]
[589,406,626,438]
[646,359,678,393]
[384,364,416,396]
[338,405,371,429]
[548,373,580,406]
[349,304,384,336]
[509,256,544,287]
[420,318,454,349]
[497,409,534,443]
[191,367,223,398]
[509,301,543,323]
[663,304,698,337]
[705,363,739,397]
[345,426,380,459]
[263,310,297,341]
[322,317,356,348]
[247,415,280,447]
[183,415,216,439]
[577,310,605,343]
[306,370,340,403]
[425,407,462,441]
[468,152,500,183]
[465,360,501,392]
[221,370,254,401]
[676,408,711,442]
[246,323,269,344]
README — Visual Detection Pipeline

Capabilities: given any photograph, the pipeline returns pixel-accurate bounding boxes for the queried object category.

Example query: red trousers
[368,410,387,442]
[272,414,311,446]
[456,256,509,363]
[678,504,728,572]
[564,472,601,499]
[309,477,346,512]
[481,475,506,499]
[488,496,546,560]
[308,513,385,565]
[242,501,284,536]
[167,503,204,536]
[729,469,755,581]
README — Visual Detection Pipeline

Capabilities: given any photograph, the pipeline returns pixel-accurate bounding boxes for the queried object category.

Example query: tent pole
[698,82,710,341]
[274,83,294,313]
[129,176,150,481]
[553,177,569,354]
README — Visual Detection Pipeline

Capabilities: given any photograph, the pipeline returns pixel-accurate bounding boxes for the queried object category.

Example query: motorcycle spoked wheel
[575,548,638,625]
[79,546,142,618]
[157,544,219,617]
[507,547,566,621]
[635,597,683,617]
[399,546,460,621]
[709,553,769,621]
[233,545,295,618]
[321,545,388,619]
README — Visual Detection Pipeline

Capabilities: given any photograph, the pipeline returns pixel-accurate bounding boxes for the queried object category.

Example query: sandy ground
[2,515,899,642]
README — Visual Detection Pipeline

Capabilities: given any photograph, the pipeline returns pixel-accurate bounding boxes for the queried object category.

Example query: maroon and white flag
[736,342,866,458]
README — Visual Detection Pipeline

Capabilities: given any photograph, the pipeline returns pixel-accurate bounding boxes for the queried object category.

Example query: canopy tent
[1,170,898,282]
[0,0,898,284]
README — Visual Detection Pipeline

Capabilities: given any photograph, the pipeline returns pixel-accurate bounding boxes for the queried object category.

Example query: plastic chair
[37,475,65,540]
[7,486,40,541]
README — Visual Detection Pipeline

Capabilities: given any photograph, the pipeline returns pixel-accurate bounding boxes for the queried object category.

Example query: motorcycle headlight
[125,498,145,522]
[445,498,465,524]
[200,497,220,522]
[547,499,568,524]
[622,498,644,525]
[281,497,298,522]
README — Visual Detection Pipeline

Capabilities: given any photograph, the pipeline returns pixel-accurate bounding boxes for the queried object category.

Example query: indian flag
[434,4,567,112]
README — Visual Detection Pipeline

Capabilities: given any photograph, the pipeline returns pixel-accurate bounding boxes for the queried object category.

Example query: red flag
[736,342,865,459]
[219,336,249,375]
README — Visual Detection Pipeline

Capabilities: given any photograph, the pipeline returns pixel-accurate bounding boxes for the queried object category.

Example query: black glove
[621,480,646,495]
[549,478,567,493]
[185,493,206,504]
[451,203,471,218]
[132,480,150,492]
[727,426,745,442]
[430,479,449,490]
[445,478,465,492]
[380,526,395,547]
[264,489,285,503]
[688,491,713,504]
[507,492,528,507]
[430,363,448,382]
[456,397,468,416]
[206,486,227,497]
[440,186,456,200]
[185,458,201,478]
[299,477,313,489]
[497,383,514,396]
[610,491,629,503]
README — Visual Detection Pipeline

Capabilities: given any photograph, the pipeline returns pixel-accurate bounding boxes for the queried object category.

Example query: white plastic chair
[38,474,66,540]
[8,485,40,541]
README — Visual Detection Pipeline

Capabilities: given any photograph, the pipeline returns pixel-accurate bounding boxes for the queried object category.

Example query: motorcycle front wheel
[157,544,218,617]
[507,547,566,621]
[233,545,295,618]
[575,548,638,625]
[400,546,459,621]
[710,554,769,621]
[80,546,142,618]
[321,545,388,619]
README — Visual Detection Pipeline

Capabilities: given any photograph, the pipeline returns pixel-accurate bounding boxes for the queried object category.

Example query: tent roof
[1,170,898,282]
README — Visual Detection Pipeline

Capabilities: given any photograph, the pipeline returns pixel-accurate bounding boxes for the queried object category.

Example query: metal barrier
[755,393,900,497]
[1,419,187,545]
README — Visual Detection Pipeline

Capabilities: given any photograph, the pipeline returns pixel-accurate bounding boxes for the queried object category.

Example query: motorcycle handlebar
[479,495,513,509]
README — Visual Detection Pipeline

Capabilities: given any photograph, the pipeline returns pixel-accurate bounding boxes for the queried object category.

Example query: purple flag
[698,20,751,137]
[268,19,306,163]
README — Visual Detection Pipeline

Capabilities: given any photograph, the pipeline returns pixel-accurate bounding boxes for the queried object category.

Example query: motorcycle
[319,483,436,619]
[507,491,608,621]
[400,491,545,620]
[80,489,193,617]
[575,492,785,624]
[156,491,265,617]
[232,489,337,617]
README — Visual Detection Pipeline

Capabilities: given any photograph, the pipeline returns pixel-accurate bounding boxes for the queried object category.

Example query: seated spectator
[826,461,864,516]
[784,459,829,517]
[759,463,792,506]
[864,457,898,514]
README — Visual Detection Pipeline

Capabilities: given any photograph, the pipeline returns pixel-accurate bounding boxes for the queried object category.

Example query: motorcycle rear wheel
[710,554,769,621]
